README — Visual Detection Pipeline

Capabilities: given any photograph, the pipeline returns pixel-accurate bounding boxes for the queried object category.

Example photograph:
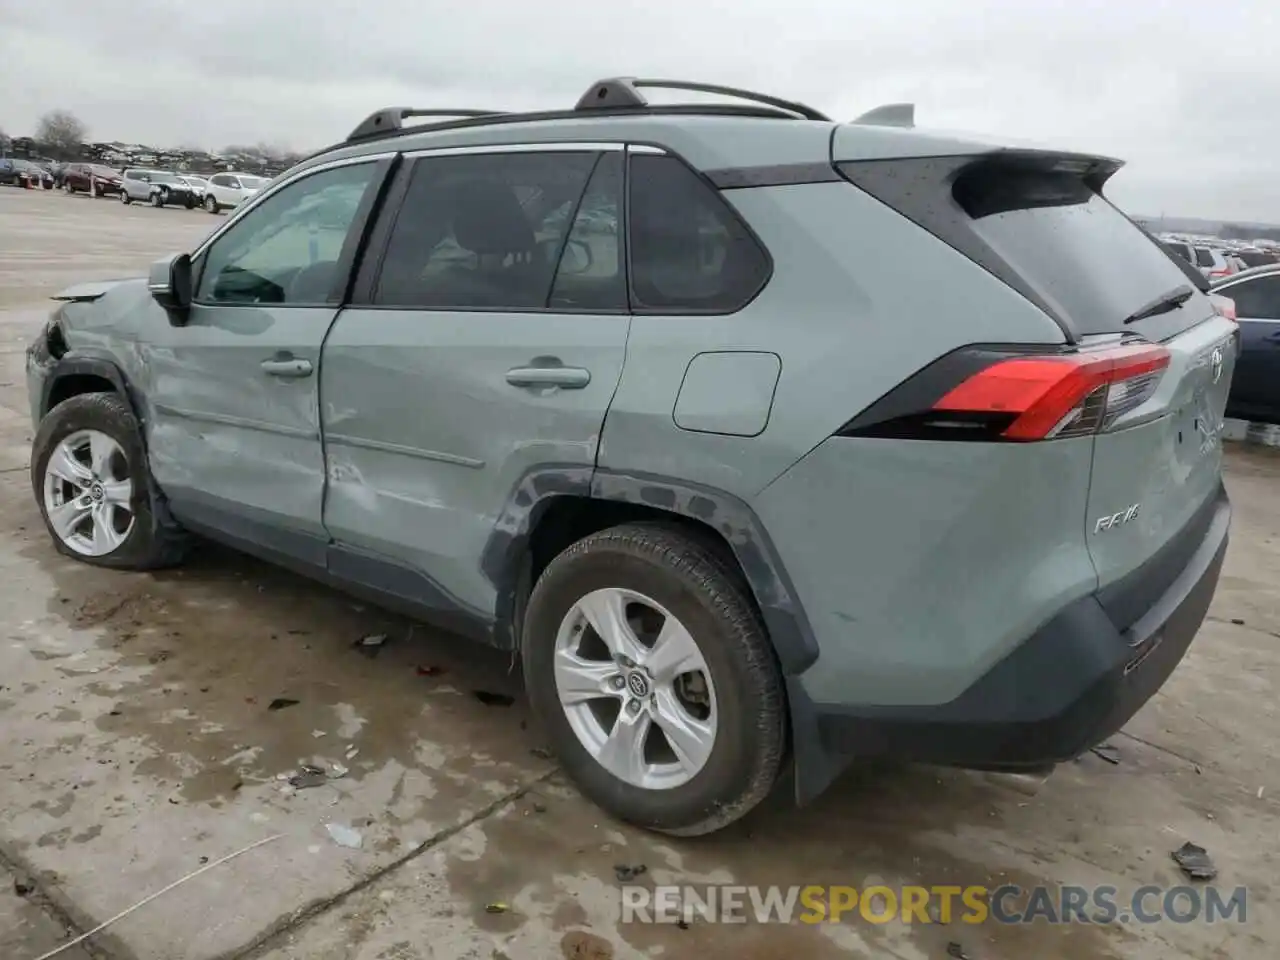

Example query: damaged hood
[50,277,143,303]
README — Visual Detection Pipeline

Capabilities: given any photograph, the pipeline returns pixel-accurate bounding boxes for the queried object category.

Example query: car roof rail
[574,77,831,122]
[852,103,915,128]
[347,108,505,142]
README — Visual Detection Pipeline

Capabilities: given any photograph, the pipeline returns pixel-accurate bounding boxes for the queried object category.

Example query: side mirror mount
[149,253,193,324]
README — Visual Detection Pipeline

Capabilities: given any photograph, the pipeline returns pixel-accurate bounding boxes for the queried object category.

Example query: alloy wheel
[42,429,135,557]
[554,587,717,790]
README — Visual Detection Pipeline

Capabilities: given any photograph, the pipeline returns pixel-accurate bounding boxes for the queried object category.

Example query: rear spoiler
[853,103,915,128]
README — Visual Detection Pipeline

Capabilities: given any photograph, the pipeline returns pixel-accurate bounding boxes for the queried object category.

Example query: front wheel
[120,191,131,204]
[523,523,786,836]
[204,195,219,214]
[150,189,165,208]
[32,393,188,570]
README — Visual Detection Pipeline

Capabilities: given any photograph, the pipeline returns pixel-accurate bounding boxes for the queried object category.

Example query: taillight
[839,342,1171,443]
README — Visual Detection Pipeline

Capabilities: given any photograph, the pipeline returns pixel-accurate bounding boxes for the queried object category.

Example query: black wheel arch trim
[40,353,140,421]
[480,465,820,675]
[40,352,183,537]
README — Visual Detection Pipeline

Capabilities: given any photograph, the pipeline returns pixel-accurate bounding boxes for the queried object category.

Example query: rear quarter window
[627,154,770,314]
[1194,248,1215,268]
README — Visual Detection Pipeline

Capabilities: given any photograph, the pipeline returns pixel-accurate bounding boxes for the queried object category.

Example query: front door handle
[261,357,313,378]
[505,365,591,389]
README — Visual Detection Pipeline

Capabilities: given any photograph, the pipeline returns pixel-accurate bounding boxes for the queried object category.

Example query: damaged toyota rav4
[26,78,1236,836]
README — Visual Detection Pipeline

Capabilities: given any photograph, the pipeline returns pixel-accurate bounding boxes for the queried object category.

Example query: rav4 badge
[1095,504,1141,533]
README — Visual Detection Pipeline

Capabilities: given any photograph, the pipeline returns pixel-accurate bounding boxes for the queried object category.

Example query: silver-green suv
[25,78,1236,835]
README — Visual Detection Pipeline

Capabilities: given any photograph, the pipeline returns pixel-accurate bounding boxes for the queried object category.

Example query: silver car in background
[119,169,198,208]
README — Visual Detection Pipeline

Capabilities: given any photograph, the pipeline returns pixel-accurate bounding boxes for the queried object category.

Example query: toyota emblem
[1210,347,1224,385]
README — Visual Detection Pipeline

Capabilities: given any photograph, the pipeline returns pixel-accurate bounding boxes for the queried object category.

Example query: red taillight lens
[932,344,1170,441]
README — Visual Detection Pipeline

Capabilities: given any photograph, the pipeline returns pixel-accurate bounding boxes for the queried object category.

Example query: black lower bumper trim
[792,485,1230,795]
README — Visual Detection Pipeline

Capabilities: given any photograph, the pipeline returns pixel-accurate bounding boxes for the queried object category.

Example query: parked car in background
[1194,246,1236,280]
[119,169,198,208]
[177,175,209,200]
[202,172,267,213]
[0,158,55,189]
[25,77,1236,835]
[1236,249,1280,269]
[62,164,125,197]
[1212,264,1280,424]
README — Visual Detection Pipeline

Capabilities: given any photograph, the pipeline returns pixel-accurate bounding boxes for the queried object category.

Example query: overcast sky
[0,0,1273,221]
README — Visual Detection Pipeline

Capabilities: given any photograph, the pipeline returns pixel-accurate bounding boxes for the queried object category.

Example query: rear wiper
[1123,284,1195,325]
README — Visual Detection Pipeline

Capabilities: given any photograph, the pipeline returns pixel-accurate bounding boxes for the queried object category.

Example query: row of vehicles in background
[1153,233,1280,424]
[1,159,267,213]
[1158,233,1280,279]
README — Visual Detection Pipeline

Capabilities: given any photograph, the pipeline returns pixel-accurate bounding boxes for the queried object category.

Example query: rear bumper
[794,483,1229,791]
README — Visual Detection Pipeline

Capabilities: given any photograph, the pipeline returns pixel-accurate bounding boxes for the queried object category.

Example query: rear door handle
[505,366,591,389]
[261,357,313,378]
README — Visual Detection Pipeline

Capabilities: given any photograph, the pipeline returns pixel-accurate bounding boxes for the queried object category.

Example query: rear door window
[627,154,770,313]
[373,150,597,310]
[548,152,626,311]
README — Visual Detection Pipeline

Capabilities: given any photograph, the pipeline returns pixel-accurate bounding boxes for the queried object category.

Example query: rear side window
[1194,247,1215,268]
[840,158,1208,339]
[548,152,626,311]
[628,154,770,313]
[374,151,598,310]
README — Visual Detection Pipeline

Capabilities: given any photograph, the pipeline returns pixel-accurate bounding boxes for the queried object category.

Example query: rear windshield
[1194,247,1215,267]
[949,167,1204,336]
[838,158,1206,340]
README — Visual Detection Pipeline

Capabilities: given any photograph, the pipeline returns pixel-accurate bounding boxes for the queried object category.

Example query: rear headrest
[451,180,534,255]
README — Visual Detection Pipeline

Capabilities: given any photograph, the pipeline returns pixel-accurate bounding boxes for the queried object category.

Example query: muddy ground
[0,186,1276,959]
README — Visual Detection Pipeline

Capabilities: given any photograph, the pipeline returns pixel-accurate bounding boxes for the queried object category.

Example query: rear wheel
[32,393,188,570]
[523,523,785,835]
[150,189,165,208]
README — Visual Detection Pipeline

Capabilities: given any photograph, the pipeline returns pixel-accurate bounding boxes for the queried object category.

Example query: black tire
[31,393,189,570]
[120,191,131,204]
[523,523,786,836]
[151,189,165,208]
[92,182,102,198]
[184,196,195,210]
[204,195,219,214]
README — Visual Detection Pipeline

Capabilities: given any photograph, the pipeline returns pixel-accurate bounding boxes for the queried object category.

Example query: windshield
[239,176,266,189]
[951,167,1209,338]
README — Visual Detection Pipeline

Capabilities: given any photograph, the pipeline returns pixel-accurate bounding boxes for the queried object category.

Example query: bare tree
[35,110,88,154]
